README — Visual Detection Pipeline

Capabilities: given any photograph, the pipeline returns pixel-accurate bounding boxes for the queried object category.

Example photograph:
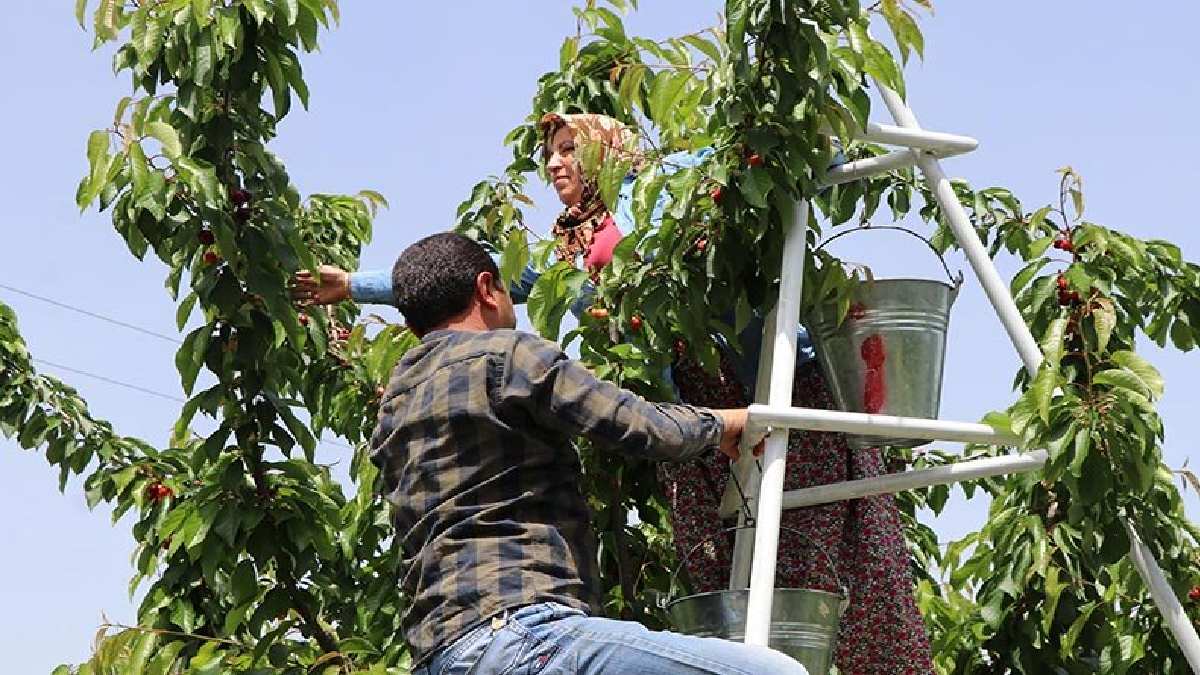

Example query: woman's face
[545,125,584,207]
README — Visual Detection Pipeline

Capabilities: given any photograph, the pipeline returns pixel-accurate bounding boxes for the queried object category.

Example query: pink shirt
[585,215,623,272]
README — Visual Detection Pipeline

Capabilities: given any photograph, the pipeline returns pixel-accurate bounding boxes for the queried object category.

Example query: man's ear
[476,271,500,310]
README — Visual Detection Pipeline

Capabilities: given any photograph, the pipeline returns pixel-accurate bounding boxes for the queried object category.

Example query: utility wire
[3,282,355,451]
[0,282,182,345]
[32,359,354,452]
[34,357,186,403]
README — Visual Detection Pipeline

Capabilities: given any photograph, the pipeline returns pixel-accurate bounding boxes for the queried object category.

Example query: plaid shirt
[369,328,724,665]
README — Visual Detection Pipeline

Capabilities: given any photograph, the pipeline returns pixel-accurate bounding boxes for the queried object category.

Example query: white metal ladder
[725,82,1200,670]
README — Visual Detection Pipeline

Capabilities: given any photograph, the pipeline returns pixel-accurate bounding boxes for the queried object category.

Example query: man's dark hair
[392,232,501,334]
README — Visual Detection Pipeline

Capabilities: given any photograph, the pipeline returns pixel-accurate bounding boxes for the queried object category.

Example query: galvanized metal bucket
[809,227,961,449]
[665,527,847,674]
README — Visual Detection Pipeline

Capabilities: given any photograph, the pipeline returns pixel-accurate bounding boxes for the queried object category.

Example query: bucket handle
[814,224,964,290]
[662,524,850,616]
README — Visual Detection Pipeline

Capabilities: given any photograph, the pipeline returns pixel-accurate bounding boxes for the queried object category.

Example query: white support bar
[1124,519,1200,670]
[782,450,1046,510]
[821,149,920,186]
[747,405,1019,446]
[875,86,1042,376]
[744,200,811,647]
[855,122,978,154]
[727,307,778,590]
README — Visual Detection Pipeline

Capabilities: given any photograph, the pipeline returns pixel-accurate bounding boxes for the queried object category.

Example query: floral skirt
[660,354,934,675]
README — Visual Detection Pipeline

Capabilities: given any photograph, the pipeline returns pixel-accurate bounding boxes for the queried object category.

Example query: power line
[1,282,356,451]
[32,358,354,452]
[34,357,185,403]
[1,283,182,345]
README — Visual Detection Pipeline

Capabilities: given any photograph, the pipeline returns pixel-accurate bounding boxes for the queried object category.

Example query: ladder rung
[747,404,1018,446]
[781,449,1047,509]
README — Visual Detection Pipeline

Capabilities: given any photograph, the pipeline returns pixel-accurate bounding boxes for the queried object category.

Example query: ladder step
[747,404,1018,446]
[781,449,1047,509]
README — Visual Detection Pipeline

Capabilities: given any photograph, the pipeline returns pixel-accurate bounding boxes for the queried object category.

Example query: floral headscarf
[539,113,639,267]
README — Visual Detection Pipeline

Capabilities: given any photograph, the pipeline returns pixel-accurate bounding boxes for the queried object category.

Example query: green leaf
[1110,350,1163,399]
[1041,565,1067,633]
[1011,258,1049,295]
[193,30,215,87]
[87,130,110,178]
[75,0,89,28]
[94,0,120,41]
[500,228,529,290]
[559,36,579,69]
[146,121,182,160]
[1092,298,1116,354]
[191,0,213,24]
[279,0,299,25]
[176,292,198,331]
[145,640,186,675]
[1093,368,1151,398]
[175,325,211,395]
[1040,316,1068,369]
[1068,424,1091,478]
[740,167,772,209]
[1030,366,1058,423]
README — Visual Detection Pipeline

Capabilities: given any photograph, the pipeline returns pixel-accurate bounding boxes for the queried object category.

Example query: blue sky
[3,2,1198,671]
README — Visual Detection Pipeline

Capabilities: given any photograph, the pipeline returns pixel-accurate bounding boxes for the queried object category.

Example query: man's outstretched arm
[500,333,750,461]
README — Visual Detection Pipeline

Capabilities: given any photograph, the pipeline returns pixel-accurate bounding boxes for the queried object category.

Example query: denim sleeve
[613,148,715,233]
[348,270,395,305]
[351,258,540,308]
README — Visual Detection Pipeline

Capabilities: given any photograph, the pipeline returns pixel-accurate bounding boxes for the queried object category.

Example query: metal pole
[748,405,1019,446]
[822,150,920,187]
[1124,520,1200,670]
[727,308,778,590]
[744,200,810,646]
[782,450,1047,509]
[875,85,1041,375]
[859,122,979,155]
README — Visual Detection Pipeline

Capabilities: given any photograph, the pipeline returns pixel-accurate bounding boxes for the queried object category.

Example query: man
[370,232,804,674]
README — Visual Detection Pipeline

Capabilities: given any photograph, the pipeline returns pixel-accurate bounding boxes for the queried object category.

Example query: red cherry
[673,338,687,354]
[587,307,609,320]
[629,315,643,332]
[860,334,886,368]
[234,203,253,223]
[231,188,251,205]
[1189,586,1200,601]
[710,186,724,204]
[695,238,708,253]
[298,313,310,326]
[203,250,220,266]
[198,230,215,246]
[1056,275,1069,290]
[145,483,172,503]
[747,153,764,168]
[849,303,867,320]
[1056,238,1074,253]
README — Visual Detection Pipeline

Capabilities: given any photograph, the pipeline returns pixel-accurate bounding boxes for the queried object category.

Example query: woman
[295,113,933,673]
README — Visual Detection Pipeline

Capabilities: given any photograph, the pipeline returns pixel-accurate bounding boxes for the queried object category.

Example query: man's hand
[714,409,764,461]
[291,265,351,306]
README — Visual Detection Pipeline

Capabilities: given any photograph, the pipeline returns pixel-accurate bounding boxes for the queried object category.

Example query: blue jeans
[414,602,807,675]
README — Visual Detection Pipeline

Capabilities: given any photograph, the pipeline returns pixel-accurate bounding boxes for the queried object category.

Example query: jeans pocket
[435,625,492,675]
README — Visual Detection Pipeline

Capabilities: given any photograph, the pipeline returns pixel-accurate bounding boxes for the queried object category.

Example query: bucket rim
[665,586,845,611]
[840,276,959,288]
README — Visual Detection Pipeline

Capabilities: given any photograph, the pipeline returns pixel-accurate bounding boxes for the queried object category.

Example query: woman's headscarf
[539,113,639,268]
